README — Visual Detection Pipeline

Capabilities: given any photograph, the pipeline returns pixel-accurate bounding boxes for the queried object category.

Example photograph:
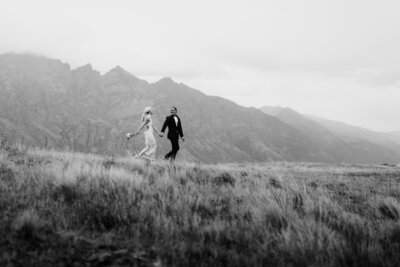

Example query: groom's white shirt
[173,116,178,126]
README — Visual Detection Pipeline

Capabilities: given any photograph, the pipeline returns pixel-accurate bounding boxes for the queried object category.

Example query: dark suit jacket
[161,115,184,140]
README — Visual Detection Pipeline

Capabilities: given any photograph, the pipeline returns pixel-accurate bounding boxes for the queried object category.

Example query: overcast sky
[1,0,400,132]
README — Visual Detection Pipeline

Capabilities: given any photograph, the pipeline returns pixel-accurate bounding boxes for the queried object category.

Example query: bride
[129,107,162,166]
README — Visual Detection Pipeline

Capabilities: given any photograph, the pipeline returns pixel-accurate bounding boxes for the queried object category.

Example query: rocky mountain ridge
[1,53,400,164]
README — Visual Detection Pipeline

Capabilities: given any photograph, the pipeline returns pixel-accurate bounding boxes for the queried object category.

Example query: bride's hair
[142,107,152,121]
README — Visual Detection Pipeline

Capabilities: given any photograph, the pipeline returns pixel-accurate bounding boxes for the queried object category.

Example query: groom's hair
[171,107,177,112]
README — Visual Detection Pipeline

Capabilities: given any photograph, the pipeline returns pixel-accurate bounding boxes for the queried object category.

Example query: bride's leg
[138,145,149,157]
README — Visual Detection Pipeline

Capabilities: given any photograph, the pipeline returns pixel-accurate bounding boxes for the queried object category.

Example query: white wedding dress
[139,115,157,161]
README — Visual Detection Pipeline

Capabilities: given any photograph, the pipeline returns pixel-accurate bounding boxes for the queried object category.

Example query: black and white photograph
[1,0,400,266]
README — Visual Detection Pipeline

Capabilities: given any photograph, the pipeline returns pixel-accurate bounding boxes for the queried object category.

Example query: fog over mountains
[1,53,400,164]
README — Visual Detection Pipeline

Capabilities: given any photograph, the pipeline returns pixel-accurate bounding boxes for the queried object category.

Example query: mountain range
[1,53,400,164]
[260,106,400,163]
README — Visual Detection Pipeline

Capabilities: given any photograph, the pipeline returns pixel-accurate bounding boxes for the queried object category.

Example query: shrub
[265,209,289,231]
[0,163,14,183]
[212,172,235,187]
[52,183,82,204]
[13,209,45,241]
[102,158,117,170]
[269,177,282,189]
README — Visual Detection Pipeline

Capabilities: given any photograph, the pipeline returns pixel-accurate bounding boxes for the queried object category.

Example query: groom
[160,106,184,162]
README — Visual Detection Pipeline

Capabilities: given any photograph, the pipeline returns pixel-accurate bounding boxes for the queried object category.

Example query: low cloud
[353,68,400,87]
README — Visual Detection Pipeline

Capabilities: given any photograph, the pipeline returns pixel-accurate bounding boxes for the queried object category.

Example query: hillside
[260,106,400,164]
[0,54,318,163]
[1,146,400,266]
[1,53,400,164]
[389,131,400,144]
[308,114,400,145]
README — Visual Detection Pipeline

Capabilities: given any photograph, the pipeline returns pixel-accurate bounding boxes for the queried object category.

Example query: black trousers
[165,138,180,160]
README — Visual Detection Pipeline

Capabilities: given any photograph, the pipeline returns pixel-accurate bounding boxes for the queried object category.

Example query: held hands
[181,136,185,142]
[159,132,164,137]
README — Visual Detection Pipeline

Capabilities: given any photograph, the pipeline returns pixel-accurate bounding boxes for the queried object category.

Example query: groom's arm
[161,117,168,134]
[178,119,184,139]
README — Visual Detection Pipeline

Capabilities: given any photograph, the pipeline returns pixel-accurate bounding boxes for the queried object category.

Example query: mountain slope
[306,115,400,145]
[150,79,322,162]
[389,131,400,144]
[0,53,320,163]
[260,106,400,163]
[1,53,400,164]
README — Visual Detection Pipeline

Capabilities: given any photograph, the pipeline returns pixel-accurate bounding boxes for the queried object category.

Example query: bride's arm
[134,118,149,135]
[152,124,161,136]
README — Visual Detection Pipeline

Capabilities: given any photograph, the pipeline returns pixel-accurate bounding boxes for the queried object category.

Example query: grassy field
[1,146,400,266]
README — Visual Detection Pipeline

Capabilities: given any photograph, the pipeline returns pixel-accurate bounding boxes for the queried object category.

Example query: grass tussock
[12,209,47,240]
[0,146,400,266]
[377,197,400,220]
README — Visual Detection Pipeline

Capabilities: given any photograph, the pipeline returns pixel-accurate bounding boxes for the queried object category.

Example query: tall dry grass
[0,146,400,266]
